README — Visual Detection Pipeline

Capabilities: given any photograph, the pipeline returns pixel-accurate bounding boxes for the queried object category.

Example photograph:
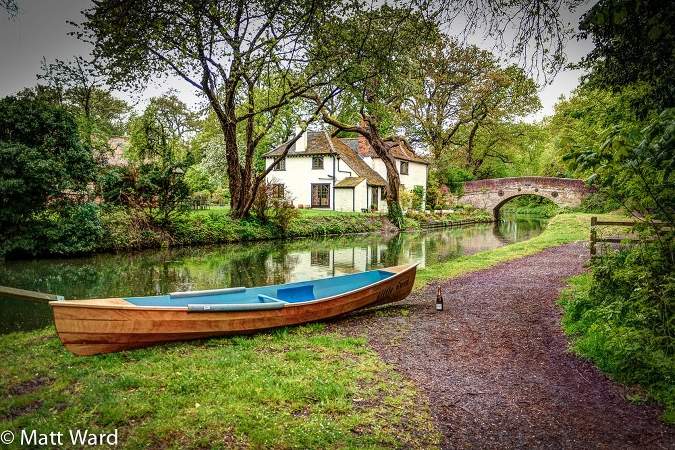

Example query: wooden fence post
[590,216,597,256]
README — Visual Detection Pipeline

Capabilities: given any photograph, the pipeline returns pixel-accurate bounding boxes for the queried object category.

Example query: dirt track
[333,243,675,449]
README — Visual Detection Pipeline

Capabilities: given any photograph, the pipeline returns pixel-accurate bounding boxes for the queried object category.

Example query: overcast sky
[0,0,595,121]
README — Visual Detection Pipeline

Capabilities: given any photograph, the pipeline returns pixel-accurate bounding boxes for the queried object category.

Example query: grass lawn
[0,324,439,449]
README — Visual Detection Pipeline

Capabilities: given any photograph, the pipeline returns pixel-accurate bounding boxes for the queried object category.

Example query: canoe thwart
[187,302,285,312]
[277,285,315,302]
[170,286,245,299]
[257,294,288,304]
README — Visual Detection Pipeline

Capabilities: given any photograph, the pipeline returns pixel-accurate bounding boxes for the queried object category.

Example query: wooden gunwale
[49,263,417,311]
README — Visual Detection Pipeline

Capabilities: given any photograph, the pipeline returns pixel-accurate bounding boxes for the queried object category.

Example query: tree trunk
[361,117,403,228]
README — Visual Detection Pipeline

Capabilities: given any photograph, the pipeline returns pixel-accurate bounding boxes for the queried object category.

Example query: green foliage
[500,195,561,218]
[560,245,675,422]
[434,166,473,194]
[411,186,425,211]
[0,325,440,448]
[565,106,674,224]
[0,96,96,256]
[184,164,215,194]
[36,57,130,150]
[125,96,196,224]
[578,0,675,110]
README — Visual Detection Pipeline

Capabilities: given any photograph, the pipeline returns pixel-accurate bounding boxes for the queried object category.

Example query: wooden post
[0,286,64,303]
[590,216,597,256]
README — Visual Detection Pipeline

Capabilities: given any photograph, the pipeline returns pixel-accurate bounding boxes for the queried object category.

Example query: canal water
[0,215,546,334]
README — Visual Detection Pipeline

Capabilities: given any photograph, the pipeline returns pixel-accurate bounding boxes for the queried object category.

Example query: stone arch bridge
[457,177,593,219]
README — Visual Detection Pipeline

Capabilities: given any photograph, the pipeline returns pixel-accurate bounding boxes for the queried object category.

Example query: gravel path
[333,243,675,449]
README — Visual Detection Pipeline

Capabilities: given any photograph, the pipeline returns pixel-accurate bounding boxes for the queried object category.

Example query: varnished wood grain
[50,264,417,356]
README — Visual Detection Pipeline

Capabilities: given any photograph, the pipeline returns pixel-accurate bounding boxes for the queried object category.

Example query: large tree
[307,6,439,227]
[77,0,349,218]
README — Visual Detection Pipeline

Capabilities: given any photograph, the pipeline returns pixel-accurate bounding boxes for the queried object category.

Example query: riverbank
[414,212,623,288]
[0,212,611,448]
[97,206,493,254]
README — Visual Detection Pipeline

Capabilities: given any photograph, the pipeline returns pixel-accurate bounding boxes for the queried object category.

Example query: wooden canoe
[50,263,418,356]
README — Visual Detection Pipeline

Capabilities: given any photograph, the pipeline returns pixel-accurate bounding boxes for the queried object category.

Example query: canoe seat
[276,285,315,302]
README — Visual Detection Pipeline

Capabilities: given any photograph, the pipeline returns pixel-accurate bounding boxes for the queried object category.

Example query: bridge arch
[492,193,558,220]
[457,177,593,220]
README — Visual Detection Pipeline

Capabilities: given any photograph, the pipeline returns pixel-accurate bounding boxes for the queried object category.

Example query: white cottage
[263,130,428,212]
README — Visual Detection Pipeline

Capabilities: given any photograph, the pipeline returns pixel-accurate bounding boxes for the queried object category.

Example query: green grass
[0,324,440,449]
[413,212,625,289]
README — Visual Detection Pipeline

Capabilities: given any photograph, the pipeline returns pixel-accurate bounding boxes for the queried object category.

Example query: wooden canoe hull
[50,264,417,356]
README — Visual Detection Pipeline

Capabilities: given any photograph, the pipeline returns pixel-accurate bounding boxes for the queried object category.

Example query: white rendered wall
[371,159,427,210]
[335,188,355,212]
[266,155,336,208]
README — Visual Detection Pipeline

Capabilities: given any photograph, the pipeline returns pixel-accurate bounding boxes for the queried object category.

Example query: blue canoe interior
[124,269,396,312]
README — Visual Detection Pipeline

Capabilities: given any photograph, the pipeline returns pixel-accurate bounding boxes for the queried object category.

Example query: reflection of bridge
[458,177,593,219]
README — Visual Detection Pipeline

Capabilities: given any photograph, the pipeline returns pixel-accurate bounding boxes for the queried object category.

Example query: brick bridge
[457,177,593,219]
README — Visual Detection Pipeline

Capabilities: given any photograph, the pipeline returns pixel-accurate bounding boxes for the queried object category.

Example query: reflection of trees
[492,222,512,244]
[0,218,548,307]
[380,233,404,267]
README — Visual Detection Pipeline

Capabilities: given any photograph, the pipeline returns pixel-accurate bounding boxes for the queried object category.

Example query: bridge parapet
[458,177,593,219]
[463,177,588,193]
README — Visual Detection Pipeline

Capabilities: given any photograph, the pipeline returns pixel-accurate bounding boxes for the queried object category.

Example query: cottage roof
[335,177,365,188]
[341,137,429,164]
[264,131,386,186]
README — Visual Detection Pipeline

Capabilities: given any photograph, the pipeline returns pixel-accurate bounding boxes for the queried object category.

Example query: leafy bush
[560,243,675,422]
[252,181,299,233]
[3,202,103,257]
[0,96,96,257]
[411,185,425,211]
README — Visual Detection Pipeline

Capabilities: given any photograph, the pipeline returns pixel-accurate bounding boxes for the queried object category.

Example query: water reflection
[0,215,545,333]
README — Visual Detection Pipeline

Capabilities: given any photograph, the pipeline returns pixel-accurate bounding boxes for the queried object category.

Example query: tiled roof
[264,132,429,164]
[335,177,365,188]
[264,131,335,157]
[264,131,386,186]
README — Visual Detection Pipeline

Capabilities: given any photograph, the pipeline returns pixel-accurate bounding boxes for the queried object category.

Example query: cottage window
[380,187,386,200]
[273,158,286,171]
[399,161,409,175]
[312,156,323,170]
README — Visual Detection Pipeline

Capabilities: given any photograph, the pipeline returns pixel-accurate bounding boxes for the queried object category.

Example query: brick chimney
[357,134,370,157]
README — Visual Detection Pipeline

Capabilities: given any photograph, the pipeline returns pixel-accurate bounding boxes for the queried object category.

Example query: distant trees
[38,57,130,153]
[404,38,540,177]
[99,95,195,224]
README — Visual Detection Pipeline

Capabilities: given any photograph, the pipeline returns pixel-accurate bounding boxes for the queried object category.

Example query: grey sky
[0,0,594,120]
